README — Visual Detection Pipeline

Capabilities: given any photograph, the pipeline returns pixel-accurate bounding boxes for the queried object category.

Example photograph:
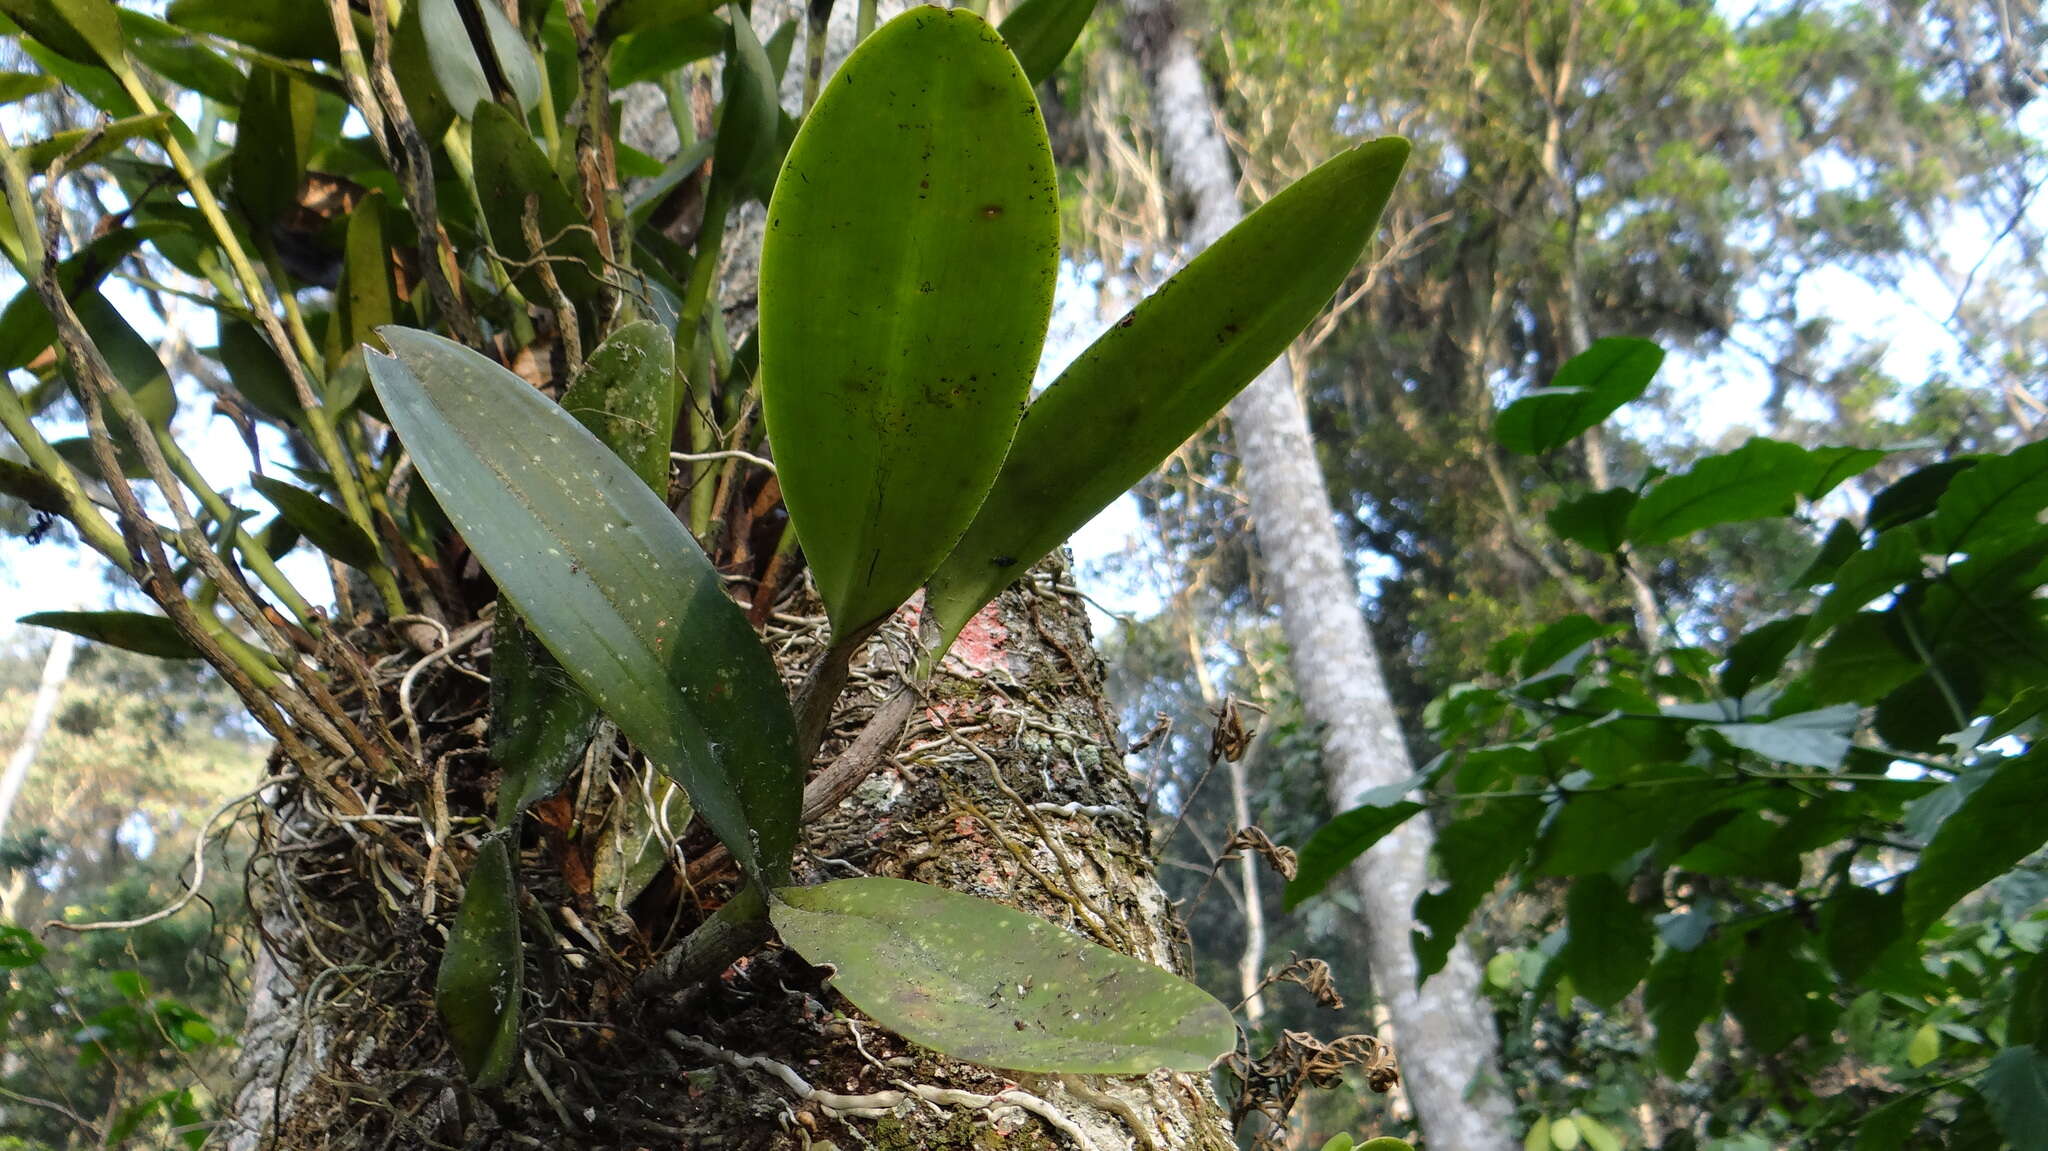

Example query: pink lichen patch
[946,601,1009,675]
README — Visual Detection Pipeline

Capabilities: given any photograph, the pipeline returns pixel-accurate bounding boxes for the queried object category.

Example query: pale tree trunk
[1118,3,1519,1147]
[0,629,75,917]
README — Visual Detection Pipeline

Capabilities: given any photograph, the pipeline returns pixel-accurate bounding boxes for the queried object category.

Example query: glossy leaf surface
[771,877,1236,1074]
[925,137,1409,648]
[367,327,801,885]
[760,6,1059,634]
[1494,338,1663,456]
[19,610,203,659]
[435,831,522,1085]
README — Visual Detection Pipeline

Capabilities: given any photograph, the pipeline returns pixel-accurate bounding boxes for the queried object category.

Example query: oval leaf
[435,832,523,1086]
[1494,338,1663,456]
[558,319,676,491]
[759,6,1060,635]
[19,609,203,660]
[924,137,1409,649]
[1282,801,1423,910]
[998,0,1097,86]
[471,101,606,306]
[366,326,802,885]
[490,608,598,824]
[251,474,381,571]
[770,877,1236,1074]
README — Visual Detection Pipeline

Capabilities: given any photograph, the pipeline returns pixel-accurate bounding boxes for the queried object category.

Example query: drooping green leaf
[1414,795,1543,978]
[232,63,318,227]
[71,289,176,428]
[1708,704,1858,770]
[420,0,540,117]
[606,15,725,87]
[1561,874,1652,1009]
[1869,458,1978,531]
[770,877,1237,1074]
[1645,939,1723,1076]
[342,190,395,355]
[17,112,173,174]
[1283,801,1424,910]
[164,0,337,60]
[557,321,676,492]
[760,6,1059,635]
[1627,438,1879,545]
[1727,919,1835,1055]
[596,0,721,40]
[1547,487,1637,554]
[1928,439,2048,555]
[119,10,245,105]
[997,0,1097,85]
[0,0,123,69]
[925,136,1411,648]
[1979,1045,2048,1151]
[1904,749,2046,937]
[0,225,164,370]
[1494,338,1663,456]
[710,7,782,208]
[435,831,523,1086]
[19,610,203,660]
[490,608,598,823]
[471,101,606,306]
[366,327,803,885]
[217,318,302,423]
[251,475,380,572]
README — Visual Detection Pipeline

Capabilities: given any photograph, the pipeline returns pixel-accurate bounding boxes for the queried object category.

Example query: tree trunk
[0,629,75,918]
[224,566,1235,1150]
[1118,3,1519,1147]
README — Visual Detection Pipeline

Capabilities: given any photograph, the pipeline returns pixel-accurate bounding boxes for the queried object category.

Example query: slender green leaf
[1283,801,1424,910]
[1561,874,1652,1009]
[1495,338,1663,455]
[342,190,395,355]
[770,877,1237,1074]
[1904,749,2046,936]
[1547,487,1637,554]
[18,610,203,660]
[925,136,1410,648]
[606,15,725,87]
[251,475,380,571]
[597,0,721,40]
[120,10,245,105]
[0,70,56,104]
[232,64,317,227]
[436,832,522,1086]
[366,327,803,885]
[164,0,338,60]
[0,0,123,69]
[471,101,605,305]
[18,112,173,175]
[421,0,539,117]
[217,318,301,423]
[997,0,1097,85]
[760,6,1059,634]
[490,608,598,823]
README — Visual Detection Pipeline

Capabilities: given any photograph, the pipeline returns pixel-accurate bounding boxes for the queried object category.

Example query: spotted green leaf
[924,137,1409,651]
[558,320,677,491]
[471,101,605,306]
[436,831,522,1086]
[367,327,802,886]
[770,877,1236,1074]
[19,610,203,660]
[760,6,1060,636]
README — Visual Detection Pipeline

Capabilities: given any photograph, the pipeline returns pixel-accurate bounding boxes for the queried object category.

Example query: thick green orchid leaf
[436,831,523,1086]
[598,0,721,40]
[925,137,1409,648]
[250,475,380,572]
[489,607,598,824]
[490,321,673,825]
[19,113,173,175]
[421,0,541,118]
[471,101,605,306]
[231,64,317,227]
[997,0,1096,85]
[759,6,1059,636]
[217,319,300,423]
[771,877,1237,1074]
[366,327,802,885]
[558,320,676,491]
[342,191,395,355]
[163,0,338,61]
[19,610,203,660]
[0,0,123,70]
[1494,338,1663,456]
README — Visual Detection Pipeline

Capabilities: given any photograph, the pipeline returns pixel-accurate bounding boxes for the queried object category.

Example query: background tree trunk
[1117,3,1520,1146]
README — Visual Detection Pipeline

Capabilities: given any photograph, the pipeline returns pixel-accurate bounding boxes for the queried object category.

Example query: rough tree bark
[1118,2,1520,1147]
